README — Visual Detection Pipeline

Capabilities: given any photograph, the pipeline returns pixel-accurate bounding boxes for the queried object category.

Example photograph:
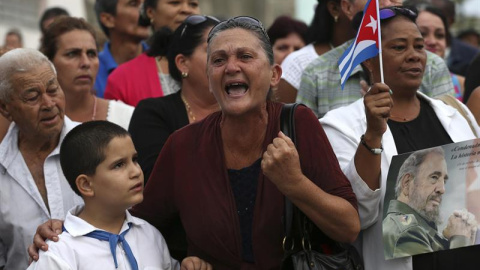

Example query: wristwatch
[360,134,383,155]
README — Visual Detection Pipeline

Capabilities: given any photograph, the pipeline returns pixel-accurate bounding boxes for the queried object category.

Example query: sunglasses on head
[208,16,269,42]
[379,6,417,20]
[180,15,220,38]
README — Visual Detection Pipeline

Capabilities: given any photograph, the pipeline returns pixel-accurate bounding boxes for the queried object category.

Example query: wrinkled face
[52,30,99,96]
[149,0,200,31]
[408,153,448,224]
[272,32,305,65]
[207,28,278,116]
[91,136,144,210]
[183,27,211,94]
[114,0,149,40]
[417,11,447,58]
[371,16,426,91]
[2,63,65,139]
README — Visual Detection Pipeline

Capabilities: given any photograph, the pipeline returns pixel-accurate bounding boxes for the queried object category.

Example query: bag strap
[280,103,302,250]
[437,94,478,137]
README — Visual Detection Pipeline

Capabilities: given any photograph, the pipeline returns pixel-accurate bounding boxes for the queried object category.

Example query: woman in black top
[129,16,220,182]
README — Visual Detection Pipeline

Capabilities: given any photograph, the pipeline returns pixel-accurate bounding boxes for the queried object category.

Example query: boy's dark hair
[95,0,118,37]
[39,7,70,34]
[60,121,130,196]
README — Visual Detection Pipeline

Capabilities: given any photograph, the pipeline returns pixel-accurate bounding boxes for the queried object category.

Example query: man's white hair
[0,48,56,103]
[394,146,445,198]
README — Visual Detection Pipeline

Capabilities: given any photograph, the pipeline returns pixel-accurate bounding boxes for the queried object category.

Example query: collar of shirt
[64,205,145,237]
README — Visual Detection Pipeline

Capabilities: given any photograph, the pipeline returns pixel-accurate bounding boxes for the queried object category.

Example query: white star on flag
[365,15,377,34]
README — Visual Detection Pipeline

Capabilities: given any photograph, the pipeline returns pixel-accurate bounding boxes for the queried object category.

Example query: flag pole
[376,0,385,84]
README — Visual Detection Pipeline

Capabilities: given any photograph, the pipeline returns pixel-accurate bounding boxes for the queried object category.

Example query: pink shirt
[104,53,163,107]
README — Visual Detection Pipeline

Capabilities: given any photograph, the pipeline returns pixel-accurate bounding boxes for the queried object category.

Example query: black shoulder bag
[280,103,364,270]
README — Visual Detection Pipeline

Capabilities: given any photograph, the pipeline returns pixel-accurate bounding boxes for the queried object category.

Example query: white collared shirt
[27,205,180,270]
[0,117,83,270]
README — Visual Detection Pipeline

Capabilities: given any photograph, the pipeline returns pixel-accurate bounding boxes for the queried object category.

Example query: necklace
[181,93,196,122]
[389,114,409,122]
[92,96,97,120]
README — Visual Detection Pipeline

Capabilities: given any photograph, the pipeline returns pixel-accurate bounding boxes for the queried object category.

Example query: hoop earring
[181,72,189,78]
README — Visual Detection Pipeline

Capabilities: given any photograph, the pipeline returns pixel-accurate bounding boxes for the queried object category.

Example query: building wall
[0,0,87,49]
[199,0,296,28]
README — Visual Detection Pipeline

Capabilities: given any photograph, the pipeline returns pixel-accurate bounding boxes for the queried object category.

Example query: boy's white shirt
[27,205,180,270]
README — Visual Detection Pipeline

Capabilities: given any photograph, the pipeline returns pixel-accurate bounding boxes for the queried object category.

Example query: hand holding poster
[383,139,480,260]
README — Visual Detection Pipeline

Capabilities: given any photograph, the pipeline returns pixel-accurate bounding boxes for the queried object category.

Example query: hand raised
[364,83,393,138]
[261,131,303,191]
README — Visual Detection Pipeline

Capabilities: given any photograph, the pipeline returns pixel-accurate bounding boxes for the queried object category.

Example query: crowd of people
[1,0,480,269]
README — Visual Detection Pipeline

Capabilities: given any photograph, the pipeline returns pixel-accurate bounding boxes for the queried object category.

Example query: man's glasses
[180,15,220,38]
[379,6,417,20]
[207,16,269,42]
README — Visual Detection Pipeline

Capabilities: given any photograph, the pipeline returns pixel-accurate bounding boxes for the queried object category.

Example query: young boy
[27,121,210,270]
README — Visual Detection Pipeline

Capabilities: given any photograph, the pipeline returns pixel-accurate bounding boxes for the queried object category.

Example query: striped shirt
[297,40,454,118]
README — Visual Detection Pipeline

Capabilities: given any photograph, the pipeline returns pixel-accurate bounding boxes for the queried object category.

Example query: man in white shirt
[0,48,83,270]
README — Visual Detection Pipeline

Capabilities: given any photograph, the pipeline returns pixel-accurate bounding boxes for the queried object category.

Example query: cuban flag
[338,0,381,90]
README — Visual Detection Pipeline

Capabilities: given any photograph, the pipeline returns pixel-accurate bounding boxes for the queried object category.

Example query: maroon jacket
[132,102,357,269]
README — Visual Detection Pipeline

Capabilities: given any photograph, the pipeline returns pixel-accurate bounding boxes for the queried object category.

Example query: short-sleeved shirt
[27,205,179,270]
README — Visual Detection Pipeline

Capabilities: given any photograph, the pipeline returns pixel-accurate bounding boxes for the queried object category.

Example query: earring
[334,16,338,23]
[150,18,154,24]
[181,72,189,78]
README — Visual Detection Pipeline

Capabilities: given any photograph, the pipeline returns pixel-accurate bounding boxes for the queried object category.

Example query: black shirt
[388,97,453,155]
[228,158,261,263]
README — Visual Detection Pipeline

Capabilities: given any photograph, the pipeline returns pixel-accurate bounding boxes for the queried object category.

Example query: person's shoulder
[129,215,166,243]
[108,100,135,113]
[169,111,221,142]
[110,53,153,76]
[63,116,80,134]
[384,213,420,233]
[320,98,365,126]
[426,50,446,66]
[303,41,352,73]
[320,40,352,61]
[43,232,77,256]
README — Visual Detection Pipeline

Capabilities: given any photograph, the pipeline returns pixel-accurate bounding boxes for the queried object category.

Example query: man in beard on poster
[383,147,478,259]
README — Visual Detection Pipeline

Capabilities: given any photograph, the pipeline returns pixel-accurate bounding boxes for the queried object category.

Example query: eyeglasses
[207,16,269,43]
[180,15,220,38]
[379,6,417,20]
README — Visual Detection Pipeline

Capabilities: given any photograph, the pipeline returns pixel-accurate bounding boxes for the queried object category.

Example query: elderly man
[383,147,477,259]
[0,48,82,270]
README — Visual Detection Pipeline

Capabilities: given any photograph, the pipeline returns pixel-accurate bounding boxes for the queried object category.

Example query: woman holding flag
[321,2,480,270]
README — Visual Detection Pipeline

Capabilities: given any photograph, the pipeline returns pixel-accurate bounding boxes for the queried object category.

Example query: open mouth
[225,82,249,97]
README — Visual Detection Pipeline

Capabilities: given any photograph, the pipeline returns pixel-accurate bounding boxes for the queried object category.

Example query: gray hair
[394,147,445,198]
[207,17,274,65]
[0,48,56,103]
